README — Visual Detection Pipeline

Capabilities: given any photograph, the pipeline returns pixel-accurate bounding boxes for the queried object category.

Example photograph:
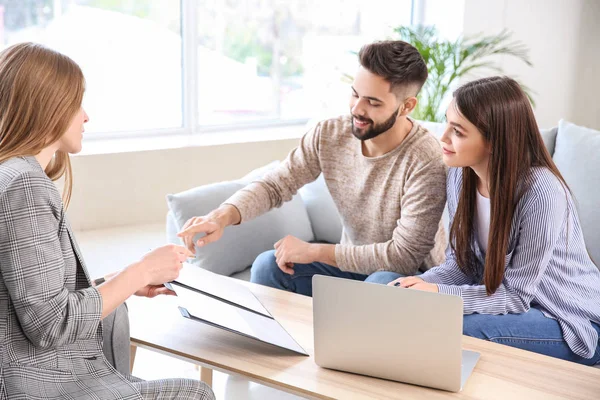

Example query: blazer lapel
[66,222,94,286]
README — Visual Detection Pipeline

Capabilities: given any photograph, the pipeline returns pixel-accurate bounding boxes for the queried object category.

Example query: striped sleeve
[419,246,472,285]
[437,185,567,314]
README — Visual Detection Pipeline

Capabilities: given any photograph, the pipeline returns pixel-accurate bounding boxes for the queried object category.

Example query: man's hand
[274,235,318,275]
[387,276,438,293]
[177,216,223,253]
[177,205,241,253]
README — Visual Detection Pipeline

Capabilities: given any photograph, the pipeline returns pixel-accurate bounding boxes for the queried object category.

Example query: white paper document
[173,263,271,318]
[167,265,307,356]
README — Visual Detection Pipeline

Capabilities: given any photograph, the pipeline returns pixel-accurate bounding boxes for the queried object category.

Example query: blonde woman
[0,43,215,399]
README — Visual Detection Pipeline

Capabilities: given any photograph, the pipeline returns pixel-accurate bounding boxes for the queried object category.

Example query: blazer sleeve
[0,170,102,349]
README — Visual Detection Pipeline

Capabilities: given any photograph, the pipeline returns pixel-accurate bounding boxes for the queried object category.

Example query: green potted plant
[390,26,534,122]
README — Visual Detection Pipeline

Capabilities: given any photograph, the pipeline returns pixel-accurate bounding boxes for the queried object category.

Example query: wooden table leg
[200,366,213,387]
[130,344,137,374]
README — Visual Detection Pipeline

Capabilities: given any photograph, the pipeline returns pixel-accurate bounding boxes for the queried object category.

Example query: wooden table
[128,281,600,399]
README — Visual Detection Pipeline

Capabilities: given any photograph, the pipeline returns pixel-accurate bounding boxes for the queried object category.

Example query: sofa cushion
[553,120,600,266]
[540,127,558,156]
[239,160,280,184]
[167,168,314,276]
[299,174,343,244]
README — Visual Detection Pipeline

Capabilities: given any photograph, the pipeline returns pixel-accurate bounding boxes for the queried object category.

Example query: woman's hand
[134,284,176,298]
[387,276,438,293]
[136,244,193,286]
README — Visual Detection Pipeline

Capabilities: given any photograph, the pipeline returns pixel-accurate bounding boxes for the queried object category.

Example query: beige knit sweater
[224,115,447,275]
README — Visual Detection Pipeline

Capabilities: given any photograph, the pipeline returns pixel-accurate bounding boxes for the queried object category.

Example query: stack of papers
[165,264,307,356]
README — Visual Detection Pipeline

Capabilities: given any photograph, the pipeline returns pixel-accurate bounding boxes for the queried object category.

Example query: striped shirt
[420,167,600,358]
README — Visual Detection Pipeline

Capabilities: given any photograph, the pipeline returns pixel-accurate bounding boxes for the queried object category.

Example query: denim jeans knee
[250,250,289,290]
[364,271,404,285]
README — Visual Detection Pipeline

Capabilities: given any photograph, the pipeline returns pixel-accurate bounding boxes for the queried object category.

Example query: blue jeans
[250,250,403,297]
[371,271,600,366]
[464,308,600,366]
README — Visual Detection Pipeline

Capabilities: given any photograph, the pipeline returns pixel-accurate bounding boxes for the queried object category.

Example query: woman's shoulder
[446,167,463,189]
[0,156,51,195]
[525,167,567,197]
[448,167,462,178]
[519,167,570,214]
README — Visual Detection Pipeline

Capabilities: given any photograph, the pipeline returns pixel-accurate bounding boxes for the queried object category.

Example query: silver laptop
[313,275,479,392]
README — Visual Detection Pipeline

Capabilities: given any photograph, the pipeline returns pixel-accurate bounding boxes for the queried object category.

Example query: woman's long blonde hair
[0,42,85,207]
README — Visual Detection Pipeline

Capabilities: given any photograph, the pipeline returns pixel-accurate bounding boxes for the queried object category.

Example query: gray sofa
[166,119,600,279]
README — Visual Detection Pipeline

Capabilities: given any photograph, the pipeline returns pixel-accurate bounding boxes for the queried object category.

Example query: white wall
[422,0,466,40]
[570,0,600,130]
[67,138,298,231]
[462,0,600,129]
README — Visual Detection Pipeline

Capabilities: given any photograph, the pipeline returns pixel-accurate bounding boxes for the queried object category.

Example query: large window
[0,0,182,134]
[195,0,412,126]
[0,0,414,136]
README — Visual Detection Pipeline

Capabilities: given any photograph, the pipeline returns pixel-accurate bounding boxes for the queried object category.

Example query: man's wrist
[212,204,241,227]
[311,243,337,267]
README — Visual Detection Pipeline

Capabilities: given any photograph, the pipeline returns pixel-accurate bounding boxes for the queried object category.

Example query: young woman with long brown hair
[0,43,214,399]
[387,76,600,366]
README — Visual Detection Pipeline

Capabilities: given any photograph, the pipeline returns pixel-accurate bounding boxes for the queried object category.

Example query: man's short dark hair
[358,40,428,97]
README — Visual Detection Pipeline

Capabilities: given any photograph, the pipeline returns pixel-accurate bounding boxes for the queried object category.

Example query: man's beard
[351,107,400,141]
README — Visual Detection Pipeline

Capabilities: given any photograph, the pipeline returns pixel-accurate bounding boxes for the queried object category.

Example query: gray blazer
[0,156,142,399]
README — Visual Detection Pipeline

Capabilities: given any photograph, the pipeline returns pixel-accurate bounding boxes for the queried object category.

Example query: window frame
[80,0,423,142]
